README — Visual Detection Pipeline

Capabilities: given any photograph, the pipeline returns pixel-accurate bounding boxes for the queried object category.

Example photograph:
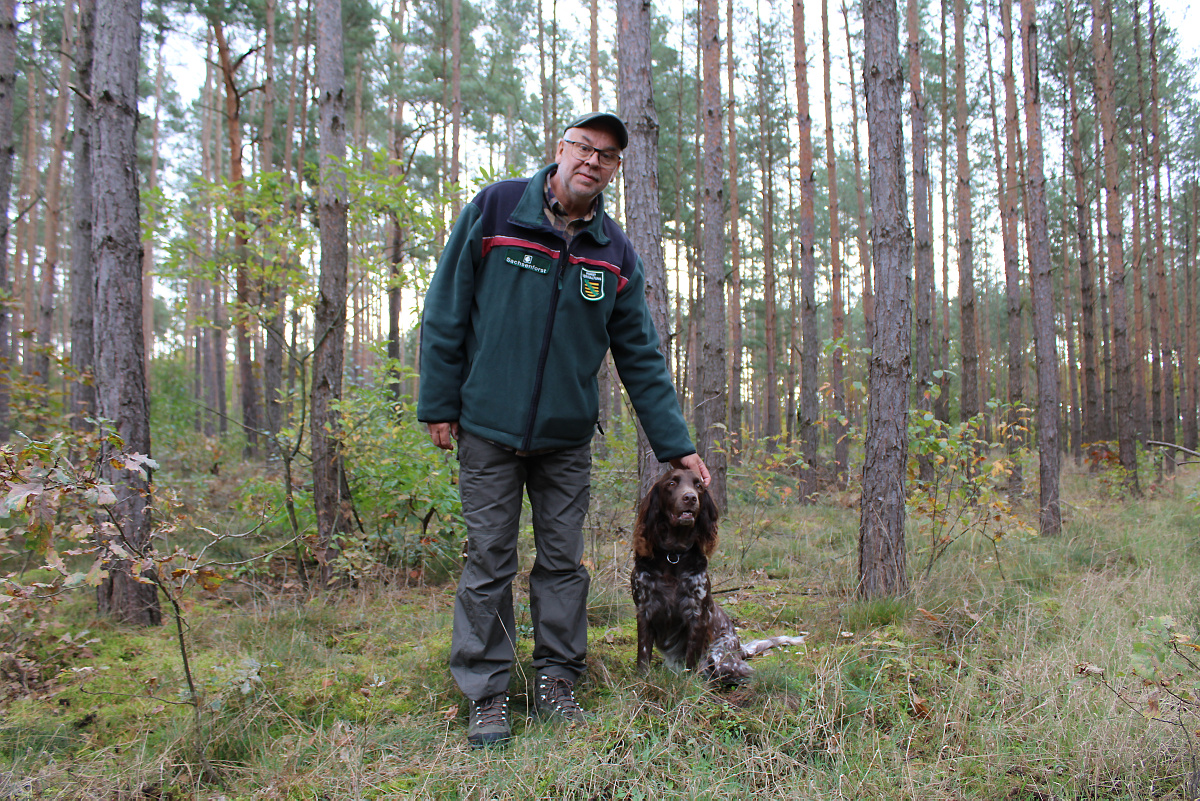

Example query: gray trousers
[450,429,592,701]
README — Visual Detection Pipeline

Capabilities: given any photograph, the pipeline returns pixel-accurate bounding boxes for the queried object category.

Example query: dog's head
[632,467,719,559]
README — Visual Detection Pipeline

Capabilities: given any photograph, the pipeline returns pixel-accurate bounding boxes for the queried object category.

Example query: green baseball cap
[563,112,629,150]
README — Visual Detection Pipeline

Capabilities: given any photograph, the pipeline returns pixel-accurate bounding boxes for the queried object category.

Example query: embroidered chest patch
[580,268,605,301]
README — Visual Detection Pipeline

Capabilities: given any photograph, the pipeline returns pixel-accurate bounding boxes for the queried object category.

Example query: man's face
[552,126,623,210]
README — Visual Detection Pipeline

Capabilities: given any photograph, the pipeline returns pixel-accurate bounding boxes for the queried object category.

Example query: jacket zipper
[520,240,571,452]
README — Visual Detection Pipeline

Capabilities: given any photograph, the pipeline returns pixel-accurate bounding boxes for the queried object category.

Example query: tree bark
[757,12,779,444]
[996,0,1024,489]
[1067,10,1100,447]
[698,0,727,509]
[618,0,673,500]
[859,0,912,599]
[212,17,262,456]
[0,0,17,438]
[1148,0,1174,474]
[954,0,978,428]
[313,0,353,586]
[843,3,873,341]
[823,0,846,486]
[1092,0,1139,492]
[1184,183,1198,451]
[92,0,160,626]
[34,0,75,390]
[907,0,933,484]
[1020,0,1061,535]
[726,0,743,457]
[262,0,288,444]
[68,0,95,431]
[794,0,818,502]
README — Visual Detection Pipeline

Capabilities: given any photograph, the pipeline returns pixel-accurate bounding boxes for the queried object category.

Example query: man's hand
[427,422,460,450]
[670,452,711,486]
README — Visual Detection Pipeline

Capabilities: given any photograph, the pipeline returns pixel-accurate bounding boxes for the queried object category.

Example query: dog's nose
[682,490,698,505]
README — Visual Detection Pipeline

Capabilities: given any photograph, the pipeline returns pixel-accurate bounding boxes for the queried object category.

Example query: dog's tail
[740,633,808,659]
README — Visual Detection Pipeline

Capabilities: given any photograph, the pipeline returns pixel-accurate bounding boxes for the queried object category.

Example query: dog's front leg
[636,613,655,670]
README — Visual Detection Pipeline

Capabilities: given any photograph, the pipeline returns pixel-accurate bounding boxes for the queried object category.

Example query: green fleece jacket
[417,164,695,460]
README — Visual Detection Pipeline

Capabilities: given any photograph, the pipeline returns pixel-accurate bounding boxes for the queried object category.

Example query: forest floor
[1,454,1199,800]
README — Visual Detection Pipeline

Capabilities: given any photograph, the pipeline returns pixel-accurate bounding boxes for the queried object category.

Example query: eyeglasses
[563,138,622,168]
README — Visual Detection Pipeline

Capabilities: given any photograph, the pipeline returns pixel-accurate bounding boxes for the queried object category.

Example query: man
[418,112,709,749]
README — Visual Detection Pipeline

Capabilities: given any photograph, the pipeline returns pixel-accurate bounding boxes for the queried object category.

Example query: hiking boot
[467,693,511,749]
[534,675,587,724]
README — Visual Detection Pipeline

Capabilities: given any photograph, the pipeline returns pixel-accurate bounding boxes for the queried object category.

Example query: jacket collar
[510,163,612,246]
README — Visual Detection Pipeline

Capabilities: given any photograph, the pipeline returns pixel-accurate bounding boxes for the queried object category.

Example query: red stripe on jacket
[570,254,628,293]
[482,236,560,260]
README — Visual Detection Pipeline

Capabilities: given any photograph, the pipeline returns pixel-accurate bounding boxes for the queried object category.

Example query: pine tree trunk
[823,0,845,485]
[997,0,1024,488]
[859,0,912,599]
[589,0,599,111]
[386,0,407,401]
[842,3,873,348]
[1133,0,1152,455]
[1148,0,1174,473]
[1184,183,1198,451]
[68,0,94,431]
[618,0,673,500]
[1063,155,1082,465]
[908,0,933,484]
[92,0,160,626]
[757,14,779,444]
[35,1,74,390]
[1020,0,1061,535]
[140,33,162,387]
[794,0,818,503]
[1067,10,1100,447]
[449,0,461,215]
[936,0,952,423]
[954,0,978,428]
[262,0,287,445]
[0,0,15,438]
[1092,0,1139,492]
[697,0,727,508]
[726,0,743,458]
[213,18,262,457]
[312,0,352,586]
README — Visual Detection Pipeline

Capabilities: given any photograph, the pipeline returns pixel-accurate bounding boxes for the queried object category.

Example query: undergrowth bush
[335,361,463,583]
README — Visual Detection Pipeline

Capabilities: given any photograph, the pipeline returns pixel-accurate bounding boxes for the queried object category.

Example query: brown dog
[630,468,805,683]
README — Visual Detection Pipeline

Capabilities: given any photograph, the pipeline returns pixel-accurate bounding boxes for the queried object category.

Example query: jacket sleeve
[416,203,483,423]
[606,256,697,462]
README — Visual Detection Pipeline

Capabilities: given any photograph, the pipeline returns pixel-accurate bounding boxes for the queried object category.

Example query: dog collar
[660,548,690,564]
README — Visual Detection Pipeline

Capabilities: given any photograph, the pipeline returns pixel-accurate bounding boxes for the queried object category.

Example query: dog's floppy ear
[632,479,665,558]
[696,488,720,557]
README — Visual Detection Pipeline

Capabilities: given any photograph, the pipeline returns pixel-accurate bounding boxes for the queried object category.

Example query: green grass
[2,459,1199,799]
